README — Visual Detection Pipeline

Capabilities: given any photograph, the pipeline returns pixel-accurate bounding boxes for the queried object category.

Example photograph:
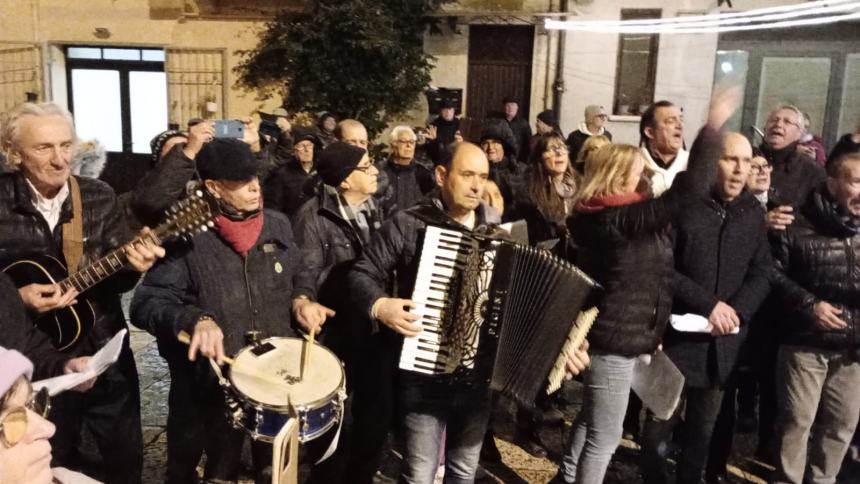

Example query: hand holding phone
[212,120,245,139]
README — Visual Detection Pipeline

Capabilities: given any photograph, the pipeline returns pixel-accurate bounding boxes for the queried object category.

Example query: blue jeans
[398,373,492,484]
[560,352,637,484]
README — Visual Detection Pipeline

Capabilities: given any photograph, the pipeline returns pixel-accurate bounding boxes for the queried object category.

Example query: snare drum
[225,337,345,443]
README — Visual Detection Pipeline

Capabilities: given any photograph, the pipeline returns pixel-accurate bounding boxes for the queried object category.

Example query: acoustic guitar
[3,192,216,350]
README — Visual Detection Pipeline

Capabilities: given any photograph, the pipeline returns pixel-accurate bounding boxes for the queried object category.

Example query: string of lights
[545,0,860,34]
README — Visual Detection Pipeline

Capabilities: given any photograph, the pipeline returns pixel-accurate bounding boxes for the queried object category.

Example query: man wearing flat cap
[292,141,386,482]
[131,138,333,484]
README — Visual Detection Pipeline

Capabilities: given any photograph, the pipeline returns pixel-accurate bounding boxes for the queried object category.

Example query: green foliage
[235,0,453,137]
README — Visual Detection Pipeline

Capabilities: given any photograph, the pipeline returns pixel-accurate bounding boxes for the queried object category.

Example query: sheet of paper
[33,329,127,396]
[670,313,739,334]
[631,351,685,421]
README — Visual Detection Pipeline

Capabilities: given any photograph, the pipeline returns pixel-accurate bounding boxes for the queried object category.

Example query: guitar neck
[59,246,129,294]
[55,192,213,294]
[58,230,164,294]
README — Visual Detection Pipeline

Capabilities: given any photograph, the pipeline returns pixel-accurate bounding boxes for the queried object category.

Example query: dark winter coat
[428,116,460,166]
[263,158,321,220]
[0,272,68,379]
[490,157,528,216]
[567,126,723,356]
[663,190,772,387]
[772,187,860,351]
[507,115,533,163]
[131,144,198,227]
[760,142,825,209]
[567,128,613,167]
[292,188,383,363]
[0,172,139,356]
[131,143,276,227]
[375,157,436,217]
[130,209,302,362]
[827,133,860,167]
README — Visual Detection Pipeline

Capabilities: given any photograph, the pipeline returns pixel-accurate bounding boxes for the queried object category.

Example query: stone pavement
[130,321,782,484]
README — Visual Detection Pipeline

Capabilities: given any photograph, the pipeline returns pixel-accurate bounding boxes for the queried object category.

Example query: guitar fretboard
[60,247,129,293]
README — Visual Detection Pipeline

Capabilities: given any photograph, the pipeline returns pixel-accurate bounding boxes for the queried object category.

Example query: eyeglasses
[354,161,377,174]
[0,387,51,448]
[766,116,801,129]
[547,146,569,155]
[750,163,772,174]
[395,140,416,147]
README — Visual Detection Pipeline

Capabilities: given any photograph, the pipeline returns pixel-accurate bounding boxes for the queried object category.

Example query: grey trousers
[774,345,860,484]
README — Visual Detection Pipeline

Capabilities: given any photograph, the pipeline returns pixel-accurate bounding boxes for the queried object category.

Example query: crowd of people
[0,80,859,484]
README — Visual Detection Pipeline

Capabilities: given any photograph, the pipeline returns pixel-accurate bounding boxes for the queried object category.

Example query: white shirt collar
[26,177,70,232]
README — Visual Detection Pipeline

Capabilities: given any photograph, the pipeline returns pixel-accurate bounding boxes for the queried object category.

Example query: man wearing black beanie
[131,138,334,484]
[292,141,386,482]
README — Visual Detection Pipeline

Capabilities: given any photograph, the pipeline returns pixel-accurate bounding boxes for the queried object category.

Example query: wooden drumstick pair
[177,330,289,387]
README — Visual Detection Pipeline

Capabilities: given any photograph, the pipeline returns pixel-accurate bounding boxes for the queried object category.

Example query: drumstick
[177,331,289,387]
[300,330,314,381]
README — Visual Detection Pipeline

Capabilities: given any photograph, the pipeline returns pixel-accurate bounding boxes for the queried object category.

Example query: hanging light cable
[545,0,860,34]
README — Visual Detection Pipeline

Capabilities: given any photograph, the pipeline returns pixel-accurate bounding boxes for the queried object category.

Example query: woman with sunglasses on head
[0,346,99,483]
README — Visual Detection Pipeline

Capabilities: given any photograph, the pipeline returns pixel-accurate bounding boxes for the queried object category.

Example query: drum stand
[271,412,299,484]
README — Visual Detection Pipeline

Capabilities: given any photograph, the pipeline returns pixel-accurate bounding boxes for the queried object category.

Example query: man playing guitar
[0,102,164,483]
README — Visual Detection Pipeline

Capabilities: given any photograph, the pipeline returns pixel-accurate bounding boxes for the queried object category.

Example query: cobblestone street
[126,296,860,484]
[129,321,781,484]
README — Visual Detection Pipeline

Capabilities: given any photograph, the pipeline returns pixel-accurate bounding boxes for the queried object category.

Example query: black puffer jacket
[567,126,723,356]
[663,190,772,387]
[130,209,302,362]
[0,173,139,355]
[760,142,825,208]
[772,187,860,350]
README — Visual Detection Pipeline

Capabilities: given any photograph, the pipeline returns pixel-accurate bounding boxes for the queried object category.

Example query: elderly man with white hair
[759,104,826,231]
[375,125,435,217]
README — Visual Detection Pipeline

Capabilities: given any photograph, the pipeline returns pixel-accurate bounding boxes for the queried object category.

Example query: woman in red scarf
[553,86,740,484]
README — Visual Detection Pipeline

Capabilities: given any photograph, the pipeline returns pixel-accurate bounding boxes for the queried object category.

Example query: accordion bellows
[401,225,599,407]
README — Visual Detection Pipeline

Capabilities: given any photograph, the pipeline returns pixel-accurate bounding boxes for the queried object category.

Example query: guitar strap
[61,176,84,274]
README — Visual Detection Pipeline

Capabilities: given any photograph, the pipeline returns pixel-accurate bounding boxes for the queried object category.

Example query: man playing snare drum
[131,138,332,484]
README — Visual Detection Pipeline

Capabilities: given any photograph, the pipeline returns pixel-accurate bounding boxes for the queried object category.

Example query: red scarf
[575,192,648,213]
[214,211,264,258]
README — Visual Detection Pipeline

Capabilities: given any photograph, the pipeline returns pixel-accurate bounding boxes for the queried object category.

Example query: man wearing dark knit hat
[131,138,333,484]
[292,141,386,482]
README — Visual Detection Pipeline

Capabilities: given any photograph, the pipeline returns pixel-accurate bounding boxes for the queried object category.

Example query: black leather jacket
[773,187,860,350]
[0,172,139,355]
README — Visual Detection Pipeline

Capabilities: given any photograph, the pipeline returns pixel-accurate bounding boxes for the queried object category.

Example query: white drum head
[229,337,343,408]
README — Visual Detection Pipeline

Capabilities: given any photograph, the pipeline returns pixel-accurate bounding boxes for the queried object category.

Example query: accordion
[400,225,599,406]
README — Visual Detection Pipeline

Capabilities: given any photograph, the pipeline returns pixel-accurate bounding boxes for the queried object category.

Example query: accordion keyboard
[400,226,479,374]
